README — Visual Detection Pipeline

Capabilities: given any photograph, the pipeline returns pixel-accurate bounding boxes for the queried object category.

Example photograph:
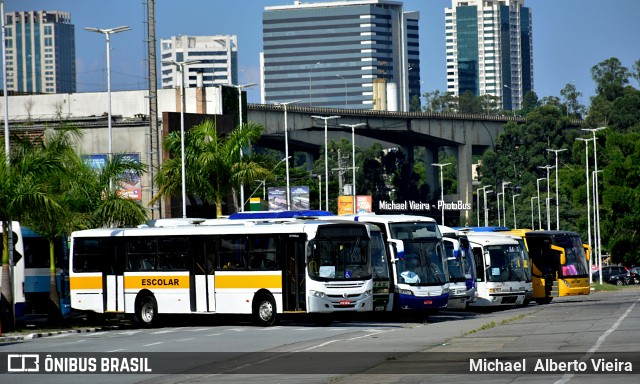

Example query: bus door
[104,238,125,312]
[283,234,306,312]
[192,238,215,312]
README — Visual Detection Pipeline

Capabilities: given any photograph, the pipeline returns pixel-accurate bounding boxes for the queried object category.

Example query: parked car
[592,266,630,286]
[628,267,640,285]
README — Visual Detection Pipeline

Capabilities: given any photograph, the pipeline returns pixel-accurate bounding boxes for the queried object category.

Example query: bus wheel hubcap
[259,301,273,321]
[142,303,154,322]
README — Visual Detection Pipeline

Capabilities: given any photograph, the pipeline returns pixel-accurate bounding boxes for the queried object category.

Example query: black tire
[535,297,553,305]
[616,279,624,286]
[253,294,278,327]
[313,313,333,326]
[134,295,158,327]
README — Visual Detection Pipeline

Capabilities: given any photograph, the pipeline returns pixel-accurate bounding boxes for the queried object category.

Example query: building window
[44,25,53,35]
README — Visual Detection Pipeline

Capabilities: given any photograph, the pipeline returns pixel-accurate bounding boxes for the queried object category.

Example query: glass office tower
[4,11,76,94]
[445,0,533,111]
[262,0,420,111]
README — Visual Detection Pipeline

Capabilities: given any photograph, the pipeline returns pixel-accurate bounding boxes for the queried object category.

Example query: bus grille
[501,296,519,304]
[324,282,365,289]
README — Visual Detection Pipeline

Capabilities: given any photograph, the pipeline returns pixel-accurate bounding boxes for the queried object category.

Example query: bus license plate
[339,300,351,305]
[423,300,433,305]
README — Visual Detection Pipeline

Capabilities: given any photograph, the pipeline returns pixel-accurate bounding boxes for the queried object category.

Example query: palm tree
[152,119,271,217]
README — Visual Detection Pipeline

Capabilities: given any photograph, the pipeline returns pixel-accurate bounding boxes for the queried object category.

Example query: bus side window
[219,236,247,269]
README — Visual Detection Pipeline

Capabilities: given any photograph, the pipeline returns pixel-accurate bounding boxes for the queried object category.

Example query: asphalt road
[1,286,639,384]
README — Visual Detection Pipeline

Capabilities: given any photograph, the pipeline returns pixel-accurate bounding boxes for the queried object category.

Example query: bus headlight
[399,289,413,296]
[364,290,372,297]
[442,287,449,294]
[310,290,326,298]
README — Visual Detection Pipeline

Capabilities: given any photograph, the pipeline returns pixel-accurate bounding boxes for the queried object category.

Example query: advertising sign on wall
[83,153,142,201]
[268,186,310,210]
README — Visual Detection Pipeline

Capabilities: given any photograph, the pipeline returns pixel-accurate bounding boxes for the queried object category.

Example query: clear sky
[5,0,640,105]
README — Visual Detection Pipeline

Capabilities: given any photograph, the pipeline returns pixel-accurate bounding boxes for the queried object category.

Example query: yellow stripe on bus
[124,275,190,289]
[215,274,282,289]
[70,276,103,290]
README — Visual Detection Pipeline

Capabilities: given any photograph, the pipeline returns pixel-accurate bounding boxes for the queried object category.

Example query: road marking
[106,349,126,352]
[261,326,284,331]
[554,296,640,384]
[117,330,142,335]
[85,332,108,337]
[176,338,195,342]
[49,334,72,338]
[143,342,164,347]
[295,339,339,351]
[150,329,175,334]
[187,328,210,332]
[206,333,222,337]
[227,328,244,332]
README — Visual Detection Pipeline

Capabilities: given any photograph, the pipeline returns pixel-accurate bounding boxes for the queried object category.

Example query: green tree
[422,90,456,113]
[591,57,629,101]
[153,119,270,217]
[560,83,586,118]
[519,91,540,116]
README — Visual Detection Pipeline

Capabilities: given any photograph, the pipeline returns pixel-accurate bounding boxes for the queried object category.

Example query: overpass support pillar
[305,152,315,171]
[424,146,437,195]
[457,142,473,225]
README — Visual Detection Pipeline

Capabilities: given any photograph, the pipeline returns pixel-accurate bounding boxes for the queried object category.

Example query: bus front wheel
[253,294,278,327]
[134,295,158,327]
[535,297,553,305]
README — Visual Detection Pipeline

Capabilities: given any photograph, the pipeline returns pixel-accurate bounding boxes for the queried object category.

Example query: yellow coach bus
[69,219,375,327]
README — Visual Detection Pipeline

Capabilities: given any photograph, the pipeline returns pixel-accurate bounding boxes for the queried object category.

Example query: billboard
[83,153,142,201]
[268,186,310,211]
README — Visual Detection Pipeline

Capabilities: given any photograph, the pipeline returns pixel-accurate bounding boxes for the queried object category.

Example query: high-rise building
[4,10,76,94]
[160,35,238,89]
[262,0,420,111]
[445,0,533,111]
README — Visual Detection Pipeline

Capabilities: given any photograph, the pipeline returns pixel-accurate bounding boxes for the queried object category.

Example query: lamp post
[530,197,538,230]
[2,0,9,164]
[575,138,594,268]
[162,59,202,218]
[85,25,131,192]
[547,148,567,230]
[483,189,493,227]
[583,127,605,284]
[308,62,321,107]
[311,115,340,211]
[230,82,256,212]
[501,181,511,227]
[476,187,481,227]
[341,123,366,214]
[593,169,603,284]
[538,165,554,230]
[275,101,300,210]
[512,194,520,228]
[315,174,322,210]
[479,185,490,227]
[536,178,545,230]
[431,163,451,224]
[336,74,347,107]
[497,192,503,227]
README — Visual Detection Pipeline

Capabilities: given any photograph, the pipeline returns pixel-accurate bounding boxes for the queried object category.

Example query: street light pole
[575,138,593,271]
[497,192,503,227]
[583,127,605,284]
[483,189,493,227]
[85,25,131,193]
[536,178,545,230]
[501,181,510,227]
[230,82,256,212]
[547,148,567,230]
[530,197,537,230]
[312,115,340,211]
[512,194,520,228]
[431,163,451,224]
[538,165,554,230]
[336,74,347,107]
[477,187,482,227]
[341,123,366,214]
[275,101,300,210]
[2,0,9,164]
[162,59,202,218]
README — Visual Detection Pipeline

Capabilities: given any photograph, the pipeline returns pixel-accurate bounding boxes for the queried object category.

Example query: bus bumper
[397,293,449,311]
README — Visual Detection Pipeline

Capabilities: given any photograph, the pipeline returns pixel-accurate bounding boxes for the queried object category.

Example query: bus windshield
[485,244,526,283]
[398,240,447,286]
[307,237,372,281]
[556,236,589,277]
[371,231,390,280]
[443,241,466,283]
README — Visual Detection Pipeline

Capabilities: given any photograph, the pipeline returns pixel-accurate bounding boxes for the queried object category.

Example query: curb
[1,325,121,342]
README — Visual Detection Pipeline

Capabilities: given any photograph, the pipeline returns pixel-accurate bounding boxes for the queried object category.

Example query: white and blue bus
[0,222,71,322]
[439,226,477,309]
[70,219,375,327]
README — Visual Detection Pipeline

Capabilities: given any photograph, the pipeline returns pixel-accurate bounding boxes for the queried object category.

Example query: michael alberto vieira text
[470,358,632,373]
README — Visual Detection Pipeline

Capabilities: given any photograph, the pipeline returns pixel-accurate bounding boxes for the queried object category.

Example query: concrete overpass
[248,103,527,219]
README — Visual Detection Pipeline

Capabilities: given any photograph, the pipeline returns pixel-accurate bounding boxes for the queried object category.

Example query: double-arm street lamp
[85,25,131,192]
[341,123,366,214]
[576,137,594,282]
[483,188,493,227]
[275,101,300,210]
[162,59,202,218]
[583,127,605,284]
[311,115,340,211]
[431,163,451,225]
[547,148,567,230]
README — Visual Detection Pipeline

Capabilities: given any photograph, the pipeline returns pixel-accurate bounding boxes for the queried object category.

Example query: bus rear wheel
[253,294,278,327]
[134,295,158,327]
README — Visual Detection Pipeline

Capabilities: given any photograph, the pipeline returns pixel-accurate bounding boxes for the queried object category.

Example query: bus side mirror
[484,251,491,267]
[550,245,566,265]
[583,244,591,262]
[388,239,404,263]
